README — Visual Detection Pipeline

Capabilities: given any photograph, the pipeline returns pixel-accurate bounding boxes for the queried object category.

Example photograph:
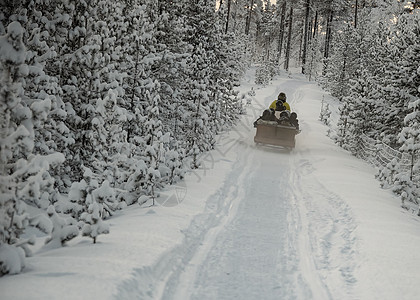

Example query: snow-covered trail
[114,74,362,300]
[163,77,359,300]
[167,143,292,299]
[5,69,420,300]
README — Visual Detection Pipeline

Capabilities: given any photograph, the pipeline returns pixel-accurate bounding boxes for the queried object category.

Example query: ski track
[289,151,359,300]
[113,80,361,300]
[183,147,292,300]
[113,130,254,300]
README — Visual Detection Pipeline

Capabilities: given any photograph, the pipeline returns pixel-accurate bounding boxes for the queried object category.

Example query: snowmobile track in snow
[288,152,359,299]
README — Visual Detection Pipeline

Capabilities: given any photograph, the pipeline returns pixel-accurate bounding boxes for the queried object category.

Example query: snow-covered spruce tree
[14,1,75,194]
[255,62,271,85]
[184,43,213,169]
[321,25,359,100]
[397,98,420,212]
[78,168,111,243]
[319,97,331,126]
[45,205,78,247]
[0,21,63,275]
[331,7,386,154]
[117,3,149,142]
[392,9,420,212]
[28,0,91,188]
[203,6,244,133]
[80,201,109,244]
[88,89,128,212]
[334,102,351,148]
[341,73,375,156]
[17,1,82,191]
[66,167,111,241]
[376,157,400,189]
[139,1,188,184]
[369,3,411,147]
[209,44,244,131]
[109,3,149,204]
[113,2,172,203]
[304,35,323,81]
[393,168,418,211]
[362,19,398,144]
[142,84,169,204]
[164,143,186,185]
[182,0,242,168]
[59,1,126,185]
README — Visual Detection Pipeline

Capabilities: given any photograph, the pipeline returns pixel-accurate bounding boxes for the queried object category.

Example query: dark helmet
[277,92,286,102]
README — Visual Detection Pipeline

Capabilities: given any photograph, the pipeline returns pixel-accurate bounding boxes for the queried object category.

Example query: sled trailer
[254,121,300,148]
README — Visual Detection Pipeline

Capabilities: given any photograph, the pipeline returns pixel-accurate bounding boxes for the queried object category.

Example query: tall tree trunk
[277,1,286,62]
[313,10,318,38]
[324,9,333,59]
[354,0,358,28]
[302,0,311,74]
[284,6,293,71]
[245,0,255,35]
[225,0,231,33]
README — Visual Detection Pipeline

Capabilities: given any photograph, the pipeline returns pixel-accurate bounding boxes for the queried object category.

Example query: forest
[0,0,419,275]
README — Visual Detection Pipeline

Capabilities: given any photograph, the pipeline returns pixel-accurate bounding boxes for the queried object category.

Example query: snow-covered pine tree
[164,144,186,185]
[21,1,81,191]
[321,25,359,100]
[141,1,188,184]
[393,8,420,213]
[70,167,112,237]
[204,6,245,132]
[182,0,235,168]
[319,97,331,126]
[393,170,418,211]
[142,84,167,204]
[184,42,213,169]
[89,89,128,212]
[117,3,149,142]
[0,21,62,275]
[80,201,109,244]
[255,63,271,85]
[16,0,75,194]
[397,98,420,211]
[335,102,351,147]
[45,205,78,247]
[304,35,323,81]
[342,75,373,156]
[367,2,408,147]
[59,0,126,185]
[376,157,400,189]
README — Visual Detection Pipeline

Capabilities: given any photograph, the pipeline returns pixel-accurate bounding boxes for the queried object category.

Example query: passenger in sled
[254,92,299,130]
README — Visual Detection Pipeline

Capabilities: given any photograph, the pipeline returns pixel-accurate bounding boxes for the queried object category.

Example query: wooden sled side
[254,123,298,148]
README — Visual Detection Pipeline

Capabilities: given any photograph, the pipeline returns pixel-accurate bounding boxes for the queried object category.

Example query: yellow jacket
[269,100,290,111]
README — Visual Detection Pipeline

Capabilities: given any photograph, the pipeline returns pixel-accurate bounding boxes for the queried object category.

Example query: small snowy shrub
[91,180,119,218]
[80,202,109,244]
[0,244,25,276]
[45,206,79,247]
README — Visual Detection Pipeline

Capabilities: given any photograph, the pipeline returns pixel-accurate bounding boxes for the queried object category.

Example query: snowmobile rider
[269,92,290,111]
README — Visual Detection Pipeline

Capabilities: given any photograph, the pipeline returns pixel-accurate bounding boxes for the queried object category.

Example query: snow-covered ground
[2,69,420,300]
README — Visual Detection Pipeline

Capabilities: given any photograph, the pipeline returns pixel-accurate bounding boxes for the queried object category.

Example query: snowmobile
[253,109,300,148]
